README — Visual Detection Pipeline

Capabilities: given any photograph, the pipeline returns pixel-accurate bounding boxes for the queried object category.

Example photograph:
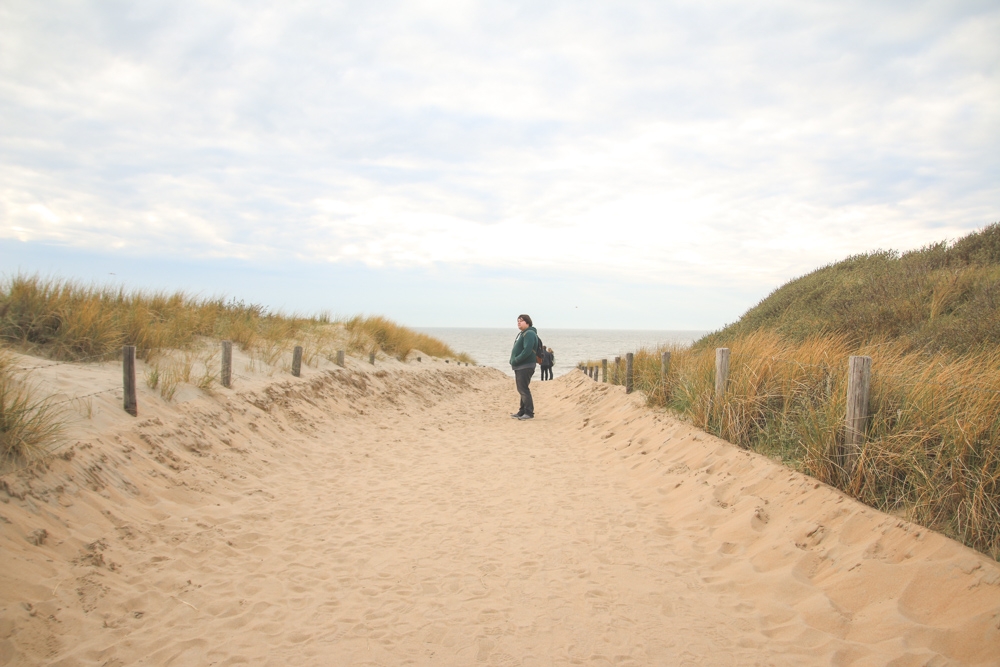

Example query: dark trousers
[515,366,535,416]
[541,365,552,380]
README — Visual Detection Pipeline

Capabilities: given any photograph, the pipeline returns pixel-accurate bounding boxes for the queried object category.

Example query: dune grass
[0,273,474,466]
[340,315,474,363]
[0,351,64,469]
[698,222,1000,355]
[589,224,1000,559]
[597,332,1000,558]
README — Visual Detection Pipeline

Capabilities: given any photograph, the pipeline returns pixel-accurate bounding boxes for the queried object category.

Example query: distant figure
[509,314,539,420]
[540,347,554,380]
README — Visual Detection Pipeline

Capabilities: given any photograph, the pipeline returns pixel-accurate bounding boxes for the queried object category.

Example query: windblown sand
[2,351,999,666]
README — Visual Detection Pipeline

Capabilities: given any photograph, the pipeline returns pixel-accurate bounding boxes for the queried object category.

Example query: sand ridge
[1,352,999,665]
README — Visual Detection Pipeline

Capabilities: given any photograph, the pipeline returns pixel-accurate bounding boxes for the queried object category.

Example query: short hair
[518,314,533,327]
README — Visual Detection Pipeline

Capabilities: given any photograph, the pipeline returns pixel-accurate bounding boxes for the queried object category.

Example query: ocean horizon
[416,328,710,378]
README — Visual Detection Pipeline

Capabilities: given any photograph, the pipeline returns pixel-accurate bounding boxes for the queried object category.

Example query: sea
[415,328,710,378]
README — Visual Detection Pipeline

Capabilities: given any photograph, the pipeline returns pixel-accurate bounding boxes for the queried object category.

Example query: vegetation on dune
[697,222,1000,355]
[592,223,1000,559]
[0,351,65,470]
[0,273,473,467]
[341,315,474,364]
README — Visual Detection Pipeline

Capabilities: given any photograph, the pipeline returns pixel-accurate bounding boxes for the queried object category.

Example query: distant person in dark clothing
[540,347,554,380]
[509,314,538,420]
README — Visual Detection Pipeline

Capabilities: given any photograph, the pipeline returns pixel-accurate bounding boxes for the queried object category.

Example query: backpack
[535,335,544,364]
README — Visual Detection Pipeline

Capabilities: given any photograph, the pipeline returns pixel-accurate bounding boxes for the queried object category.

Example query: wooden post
[601,359,607,383]
[337,350,345,367]
[614,356,621,385]
[843,355,872,480]
[123,345,137,417]
[715,348,730,398]
[661,351,671,398]
[626,352,634,394]
[221,340,232,388]
[370,352,375,365]
[292,346,303,377]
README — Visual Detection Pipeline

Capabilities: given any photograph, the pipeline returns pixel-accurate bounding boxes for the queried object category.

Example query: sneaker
[510,413,523,418]
[517,414,534,420]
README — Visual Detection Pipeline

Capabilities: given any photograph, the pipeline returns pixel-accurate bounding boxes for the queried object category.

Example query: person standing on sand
[510,314,539,420]
[541,347,554,380]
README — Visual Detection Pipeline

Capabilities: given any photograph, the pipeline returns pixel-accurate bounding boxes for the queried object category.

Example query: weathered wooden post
[221,340,232,388]
[626,352,634,394]
[661,351,671,399]
[715,348,730,398]
[369,352,375,365]
[601,359,608,383]
[292,346,303,377]
[843,355,872,480]
[614,356,621,385]
[337,350,345,367]
[123,345,137,416]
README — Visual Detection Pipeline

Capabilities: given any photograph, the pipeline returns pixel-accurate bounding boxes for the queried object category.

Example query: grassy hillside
[0,274,473,468]
[589,223,1000,559]
[0,274,472,364]
[697,222,1000,355]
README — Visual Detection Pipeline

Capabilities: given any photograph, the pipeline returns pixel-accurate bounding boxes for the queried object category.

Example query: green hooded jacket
[510,326,539,369]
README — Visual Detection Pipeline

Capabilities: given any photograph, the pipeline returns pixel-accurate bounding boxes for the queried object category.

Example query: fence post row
[580,345,872,482]
[715,348,730,398]
[123,345,137,417]
[842,355,872,480]
[292,346,303,377]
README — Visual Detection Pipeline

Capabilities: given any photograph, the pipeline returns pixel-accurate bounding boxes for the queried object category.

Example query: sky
[2,0,998,330]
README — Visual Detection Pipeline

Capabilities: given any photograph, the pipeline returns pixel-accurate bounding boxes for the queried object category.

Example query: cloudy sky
[2,0,998,330]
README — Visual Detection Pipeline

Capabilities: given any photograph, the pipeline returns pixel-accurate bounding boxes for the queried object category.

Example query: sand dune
[1,351,998,665]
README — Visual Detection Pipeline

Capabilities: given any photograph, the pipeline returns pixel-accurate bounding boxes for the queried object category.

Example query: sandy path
[2,360,999,665]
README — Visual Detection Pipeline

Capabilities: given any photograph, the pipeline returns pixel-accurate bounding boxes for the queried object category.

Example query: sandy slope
[1,352,998,666]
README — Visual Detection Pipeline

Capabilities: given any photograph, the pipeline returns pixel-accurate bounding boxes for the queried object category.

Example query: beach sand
[2,350,999,665]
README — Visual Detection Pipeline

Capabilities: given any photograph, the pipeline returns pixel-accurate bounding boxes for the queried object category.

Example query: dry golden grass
[593,331,1000,559]
[0,274,474,466]
[0,351,64,469]
[339,315,474,363]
